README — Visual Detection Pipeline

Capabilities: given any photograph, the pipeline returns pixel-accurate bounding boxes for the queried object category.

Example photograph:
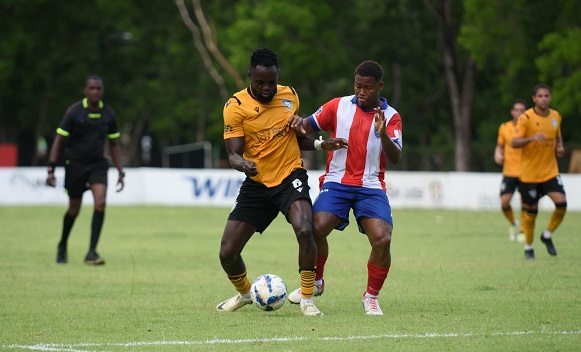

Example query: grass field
[1,206,580,351]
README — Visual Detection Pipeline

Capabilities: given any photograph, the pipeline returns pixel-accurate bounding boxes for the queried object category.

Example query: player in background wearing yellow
[494,99,527,242]
[512,83,567,260]
[216,48,329,316]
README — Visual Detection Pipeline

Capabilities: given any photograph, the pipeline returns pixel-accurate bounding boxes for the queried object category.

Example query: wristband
[119,171,126,178]
[314,136,324,151]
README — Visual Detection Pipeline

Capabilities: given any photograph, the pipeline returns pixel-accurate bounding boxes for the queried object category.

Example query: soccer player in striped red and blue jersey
[288,60,402,315]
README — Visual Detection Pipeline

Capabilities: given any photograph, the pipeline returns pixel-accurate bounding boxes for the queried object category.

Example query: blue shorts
[313,182,393,234]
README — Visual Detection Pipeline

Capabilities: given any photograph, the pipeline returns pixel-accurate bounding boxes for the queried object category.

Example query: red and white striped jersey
[307,96,402,190]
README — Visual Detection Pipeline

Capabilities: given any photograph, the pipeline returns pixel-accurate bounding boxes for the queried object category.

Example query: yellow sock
[502,207,515,225]
[228,271,251,295]
[523,211,537,245]
[518,210,526,233]
[300,269,316,299]
[546,206,566,232]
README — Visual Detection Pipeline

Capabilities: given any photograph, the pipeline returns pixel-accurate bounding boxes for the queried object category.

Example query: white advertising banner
[0,167,579,211]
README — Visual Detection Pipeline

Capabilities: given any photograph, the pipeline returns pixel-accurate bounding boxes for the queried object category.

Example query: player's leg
[57,197,82,264]
[84,162,109,265]
[216,219,255,312]
[500,177,519,241]
[359,217,392,315]
[354,188,393,315]
[57,161,86,264]
[539,177,567,256]
[288,182,350,306]
[519,182,539,259]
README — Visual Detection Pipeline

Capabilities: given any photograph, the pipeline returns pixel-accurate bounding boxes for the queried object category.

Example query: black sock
[89,210,105,252]
[58,213,76,250]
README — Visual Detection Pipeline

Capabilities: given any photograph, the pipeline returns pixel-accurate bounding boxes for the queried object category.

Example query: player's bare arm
[556,137,565,157]
[297,136,349,151]
[109,138,125,192]
[512,132,547,148]
[374,107,401,164]
[225,137,258,176]
[288,115,312,136]
[494,144,504,165]
[46,134,66,188]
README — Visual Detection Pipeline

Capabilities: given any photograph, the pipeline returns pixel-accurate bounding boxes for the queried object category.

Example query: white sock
[525,244,534,250]
[314,279,323,288]
[364,292,378,299]
[542,229,552,239]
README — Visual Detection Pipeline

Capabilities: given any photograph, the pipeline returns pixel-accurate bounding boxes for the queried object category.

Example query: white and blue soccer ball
[250,274,287,311]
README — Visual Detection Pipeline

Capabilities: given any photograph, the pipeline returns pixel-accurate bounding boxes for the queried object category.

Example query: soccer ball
[250,274,287,311]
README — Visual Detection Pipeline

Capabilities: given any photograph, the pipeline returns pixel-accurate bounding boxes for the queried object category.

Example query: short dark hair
[532,83,550,95]
[85,75,103,85]
[354,60,383,82]
[512,98,527,108]
[250,48,278,69]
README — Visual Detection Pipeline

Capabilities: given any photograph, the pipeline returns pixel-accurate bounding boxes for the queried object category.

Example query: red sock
[315,255,328,281]
[366,261,390,296]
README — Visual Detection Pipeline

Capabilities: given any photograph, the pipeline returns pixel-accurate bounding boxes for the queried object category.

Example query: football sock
[366,261,390,297]
[542,229,552,239]
[59,212,76,248]
[518,209,526,233]
[299,267,316,299]
[89,210,104,252]
[525,243,534,250]
[523,210,537,245]
[502,206,514,225]
[315,255,328,281]
[547,202,567,233]
[228,271,251,295]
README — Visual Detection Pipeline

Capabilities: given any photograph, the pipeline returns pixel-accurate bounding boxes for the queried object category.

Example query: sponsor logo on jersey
[282,100,292,110]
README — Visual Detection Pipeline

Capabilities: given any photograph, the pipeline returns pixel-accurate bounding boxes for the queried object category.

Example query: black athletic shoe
[540,235,557,256]
[84,251,105,265]
[524,249,535,260]
[56,247,68,264]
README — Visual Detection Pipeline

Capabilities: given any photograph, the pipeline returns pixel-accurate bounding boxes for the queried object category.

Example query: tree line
[0,0,579,171]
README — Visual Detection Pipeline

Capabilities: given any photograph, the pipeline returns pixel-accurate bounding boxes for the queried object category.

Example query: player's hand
[373,107,387,136]
[46,174,56,187]
[322,138,349,151]
[288,115,307,136]
[116,174,125,192]
[531,132,546,142]
[556,143,565,158]
[242,160,258,176]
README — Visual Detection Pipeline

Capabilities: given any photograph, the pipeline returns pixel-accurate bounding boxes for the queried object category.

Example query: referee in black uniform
[46,75,125,265]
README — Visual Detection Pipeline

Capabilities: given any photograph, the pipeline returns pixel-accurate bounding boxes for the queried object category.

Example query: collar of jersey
[83,98,104,109]
[351,96,388,112]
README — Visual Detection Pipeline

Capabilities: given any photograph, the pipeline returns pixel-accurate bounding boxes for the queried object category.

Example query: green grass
[1,206,580,351]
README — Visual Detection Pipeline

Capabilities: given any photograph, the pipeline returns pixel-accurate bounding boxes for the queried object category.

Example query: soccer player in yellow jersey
[512,84,567,260]
[494,99,527,242]
[216,48,323,316]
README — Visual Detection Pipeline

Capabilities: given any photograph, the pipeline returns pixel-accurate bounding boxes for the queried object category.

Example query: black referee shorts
[64,159,109,198]
[228,168,311,233]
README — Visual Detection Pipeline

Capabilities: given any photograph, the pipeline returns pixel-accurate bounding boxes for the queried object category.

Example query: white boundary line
[4,329,581,351]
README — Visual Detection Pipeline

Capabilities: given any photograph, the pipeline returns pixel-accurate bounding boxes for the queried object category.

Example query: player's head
[531,83,551,110]
[248,48,279,104]
[511,98,526,120]
[354,60,385,110]
[84,75,104,103]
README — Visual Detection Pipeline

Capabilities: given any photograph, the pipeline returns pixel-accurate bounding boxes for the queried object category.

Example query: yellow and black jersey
[514,108,562,183]
[497,121,520,177]
[223,85,303,187]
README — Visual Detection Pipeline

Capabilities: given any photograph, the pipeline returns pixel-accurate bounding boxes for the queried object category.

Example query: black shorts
[519,175,566,205]
[228,168,311,233]
[500,176,520,196]
[64,159,109,198]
